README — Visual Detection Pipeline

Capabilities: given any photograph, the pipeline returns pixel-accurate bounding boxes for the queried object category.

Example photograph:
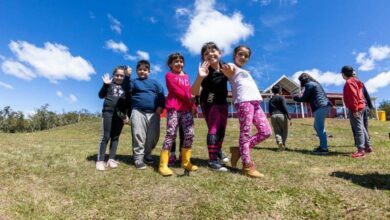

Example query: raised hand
[221,64,234,78]
[198,61,210,78]
[123,115,129,124]
[124,66,132,77]
[102,73,112,84]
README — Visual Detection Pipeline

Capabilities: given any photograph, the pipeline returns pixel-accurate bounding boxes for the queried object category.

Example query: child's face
[169,57,184,74]
[234,47,250,67]
[113,69,125,84]
[202,48,221,65]
[137,64,150,79]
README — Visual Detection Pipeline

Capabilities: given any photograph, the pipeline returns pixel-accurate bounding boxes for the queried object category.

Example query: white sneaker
[107,159,119,168]
[96,161,106,171]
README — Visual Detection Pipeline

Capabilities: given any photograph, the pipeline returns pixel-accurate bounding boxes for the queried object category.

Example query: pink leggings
[162,109,194,150]
[235,101,272,165]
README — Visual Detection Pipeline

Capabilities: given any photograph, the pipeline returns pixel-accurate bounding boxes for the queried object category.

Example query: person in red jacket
[341,65,371,158]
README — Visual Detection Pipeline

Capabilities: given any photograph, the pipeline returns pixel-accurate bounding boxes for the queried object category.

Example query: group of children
[96,41,374,178]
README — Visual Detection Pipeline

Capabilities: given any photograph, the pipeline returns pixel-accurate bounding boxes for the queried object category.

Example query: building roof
[262,75,301,94]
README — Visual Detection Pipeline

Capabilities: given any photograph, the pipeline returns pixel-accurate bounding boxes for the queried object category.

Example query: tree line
[0,104,99,133]
[379,100,390,121]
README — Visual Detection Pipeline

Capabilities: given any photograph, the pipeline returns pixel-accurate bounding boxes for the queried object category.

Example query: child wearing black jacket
[96,66,131,171]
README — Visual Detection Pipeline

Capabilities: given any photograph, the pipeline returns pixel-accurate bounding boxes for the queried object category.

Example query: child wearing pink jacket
[158,52,198,176]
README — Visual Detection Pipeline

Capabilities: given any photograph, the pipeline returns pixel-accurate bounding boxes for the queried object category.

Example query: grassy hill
[1,118,390,219]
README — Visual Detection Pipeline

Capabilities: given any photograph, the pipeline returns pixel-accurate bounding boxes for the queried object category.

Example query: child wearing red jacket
[341,65,371,158]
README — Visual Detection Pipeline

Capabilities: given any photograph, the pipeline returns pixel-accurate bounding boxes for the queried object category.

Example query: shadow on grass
[87,154,135,165]
[86,154,224,173]
[253,147,350,156]
[331,171,390,190]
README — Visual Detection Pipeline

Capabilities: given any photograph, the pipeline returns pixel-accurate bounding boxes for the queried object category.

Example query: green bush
[0,105,99,133]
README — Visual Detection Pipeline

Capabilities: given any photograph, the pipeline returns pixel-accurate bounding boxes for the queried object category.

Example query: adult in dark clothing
[293,73,332,155]
[96,66,131,171]
[269,84,291,150]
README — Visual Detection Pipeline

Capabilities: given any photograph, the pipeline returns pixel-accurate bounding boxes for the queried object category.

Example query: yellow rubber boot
[230,146,240,168]
[181,148,198,171]
[159,150,173,176]
[243,161,264,178]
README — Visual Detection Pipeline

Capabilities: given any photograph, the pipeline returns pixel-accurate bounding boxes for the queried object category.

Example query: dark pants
[348,109,370,149]
[351,107,371,147]
[97,111,124,161]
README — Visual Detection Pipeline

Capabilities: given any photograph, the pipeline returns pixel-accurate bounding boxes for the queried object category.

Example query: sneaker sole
[144,161,154,165]
[352,155,365,158]
[220,158,229,163]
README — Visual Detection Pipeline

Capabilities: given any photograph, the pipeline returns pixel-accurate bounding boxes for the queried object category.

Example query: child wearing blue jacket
[127,60,165,169]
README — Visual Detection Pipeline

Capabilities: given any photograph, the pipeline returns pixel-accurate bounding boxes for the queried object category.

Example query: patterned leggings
[235,100,272,165]
[162,109,194,150]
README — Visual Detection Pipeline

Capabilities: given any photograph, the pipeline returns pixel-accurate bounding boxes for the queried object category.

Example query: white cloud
[356,52,374,71]
[68,94,78,103]
[356,44,390,71]
[0,81,13,90]
[365,70,390,93]
[105,40,128,54]
[254,0,297,6]
[180,0,254,55]
[108,14,122,34]
[1,60,36,80]
[149,17,157,24]
[291,68,344,86]
[56,90,79,103]
[259,0,271,6]
[151,65,162,74]
[369,45,390,60]
[56,90,63,97]
[104,41,150,61]
[89,11,95,19]
[261,15,290,27]
[176,8,191,16]
[124,54,137,61]
[136,51,150,60]
[5,41,95,83]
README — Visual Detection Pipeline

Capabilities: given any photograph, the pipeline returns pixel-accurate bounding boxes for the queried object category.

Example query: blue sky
[1,0,390,114]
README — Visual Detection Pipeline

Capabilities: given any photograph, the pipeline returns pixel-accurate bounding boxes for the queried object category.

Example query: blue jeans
[313,106,330,150]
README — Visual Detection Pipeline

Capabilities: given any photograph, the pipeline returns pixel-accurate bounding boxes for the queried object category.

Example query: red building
[194,75,377,119]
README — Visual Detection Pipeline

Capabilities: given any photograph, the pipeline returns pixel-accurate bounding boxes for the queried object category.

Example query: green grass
[1,118,390,219]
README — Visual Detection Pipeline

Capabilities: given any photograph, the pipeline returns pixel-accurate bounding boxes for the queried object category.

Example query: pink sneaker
[352,149,365,158]
[168,154,176,167]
